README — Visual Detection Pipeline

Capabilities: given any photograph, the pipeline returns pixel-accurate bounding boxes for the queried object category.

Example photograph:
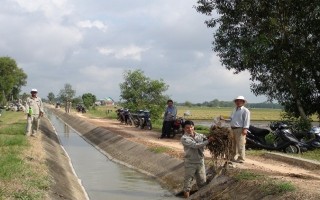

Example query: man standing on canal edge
[25,88,44,137]
[229,96,250,163]
[159,99,177,139]
[181,120,214,198]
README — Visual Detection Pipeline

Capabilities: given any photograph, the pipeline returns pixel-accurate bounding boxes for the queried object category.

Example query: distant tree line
[178,99,282,109]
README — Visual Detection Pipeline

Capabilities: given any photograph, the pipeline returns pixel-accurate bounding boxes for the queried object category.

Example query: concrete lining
[263,152,320,170]
[45,106,185,194]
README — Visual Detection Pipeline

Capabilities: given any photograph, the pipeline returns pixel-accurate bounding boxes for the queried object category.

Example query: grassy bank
[0,111,50,199]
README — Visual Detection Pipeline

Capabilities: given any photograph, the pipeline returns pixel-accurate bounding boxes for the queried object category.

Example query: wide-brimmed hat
[234,95,246,103]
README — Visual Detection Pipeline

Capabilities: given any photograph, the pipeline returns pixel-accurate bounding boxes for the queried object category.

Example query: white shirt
[230,106,250,129]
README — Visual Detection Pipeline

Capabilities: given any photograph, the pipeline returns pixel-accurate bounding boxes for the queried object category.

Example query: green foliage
[0,57,27,104]
[119,69,169,119]
[57,83,76,103]
[280,112,312,132]
[47,92,55,103]
[195,0,320,120]
[82,93,96,109]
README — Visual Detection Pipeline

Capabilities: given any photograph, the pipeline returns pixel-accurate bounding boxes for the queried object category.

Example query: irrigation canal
[45,109,178,200]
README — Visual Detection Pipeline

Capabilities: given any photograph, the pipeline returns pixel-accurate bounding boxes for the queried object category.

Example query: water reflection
[45,110,177,200]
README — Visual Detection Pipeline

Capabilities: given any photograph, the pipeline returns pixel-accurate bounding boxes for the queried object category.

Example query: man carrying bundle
[181,120,214,198]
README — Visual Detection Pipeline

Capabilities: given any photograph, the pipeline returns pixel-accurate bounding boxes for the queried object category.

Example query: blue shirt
[164,106,177,121]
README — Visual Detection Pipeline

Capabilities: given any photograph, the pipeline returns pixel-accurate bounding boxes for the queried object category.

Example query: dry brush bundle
[206,125,234,172]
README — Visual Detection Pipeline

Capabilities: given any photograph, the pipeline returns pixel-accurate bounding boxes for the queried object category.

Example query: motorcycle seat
[249,125,270,137]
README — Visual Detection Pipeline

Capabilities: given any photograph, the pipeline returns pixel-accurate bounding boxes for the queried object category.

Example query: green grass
[235,170,295,195]
[177,106,283,121]
[292,148,320,161]
[85,106,118,119]
[148,146,171,153]
[235,170,262,181]
[0,111,50,199]
[262,180,295,195]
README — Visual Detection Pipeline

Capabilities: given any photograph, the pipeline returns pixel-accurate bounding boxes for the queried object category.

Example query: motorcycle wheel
[284,145,300,154]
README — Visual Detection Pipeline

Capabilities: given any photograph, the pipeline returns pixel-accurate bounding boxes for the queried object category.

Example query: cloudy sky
[0,0,268,103]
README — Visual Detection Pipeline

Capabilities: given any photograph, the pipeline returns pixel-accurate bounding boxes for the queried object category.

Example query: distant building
[105,97,115,106]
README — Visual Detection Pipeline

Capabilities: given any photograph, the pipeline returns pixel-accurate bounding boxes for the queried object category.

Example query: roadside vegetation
[235,170,296,195]
[0,111,50,199]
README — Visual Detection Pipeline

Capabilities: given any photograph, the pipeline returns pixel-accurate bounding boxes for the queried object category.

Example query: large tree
[195,0,320,120]
[47,92,55,103]
[0,57,27,104]
[82,93,96,109]
[119,69,169,119]
[58,83,76,103]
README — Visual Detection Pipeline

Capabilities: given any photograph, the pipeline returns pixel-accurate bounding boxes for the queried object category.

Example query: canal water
[45,110,178,200]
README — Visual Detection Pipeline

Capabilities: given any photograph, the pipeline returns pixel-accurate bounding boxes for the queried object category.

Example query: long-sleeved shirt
[163,106,177,121]
[181,132,208,164]
[230,106,250,129]
[25,96,44,116]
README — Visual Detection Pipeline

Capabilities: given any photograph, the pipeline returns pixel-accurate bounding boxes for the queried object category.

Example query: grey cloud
[0,0,267,103]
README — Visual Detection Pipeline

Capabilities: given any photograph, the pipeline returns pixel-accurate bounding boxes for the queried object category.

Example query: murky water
[45,110,178,200]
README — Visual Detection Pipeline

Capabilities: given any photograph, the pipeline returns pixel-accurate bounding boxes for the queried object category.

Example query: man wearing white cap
[25,89,44,137]
[229,96,250,163]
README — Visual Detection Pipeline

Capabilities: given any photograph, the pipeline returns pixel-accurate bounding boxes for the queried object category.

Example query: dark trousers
[161,120,174,138]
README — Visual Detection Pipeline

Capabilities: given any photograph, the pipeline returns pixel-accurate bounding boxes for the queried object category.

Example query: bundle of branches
[206,125,234,174]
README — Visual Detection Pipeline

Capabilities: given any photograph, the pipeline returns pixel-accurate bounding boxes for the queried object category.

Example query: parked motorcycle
[247,122,308,153]
[294,126,320,150]
[170,117,185,138]
[131,110,144,128]
[139,110,152,130]
[76,104,86,113]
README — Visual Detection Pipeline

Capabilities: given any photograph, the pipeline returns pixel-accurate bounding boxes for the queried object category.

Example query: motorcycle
[293,126,320,150]
[170,117,185,138]
[247,122,308,153]
[76,104,86,113]
[131,110,144,128]
[139,110,152,130]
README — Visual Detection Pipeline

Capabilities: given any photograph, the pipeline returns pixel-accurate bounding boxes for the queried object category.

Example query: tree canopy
[195,0,320,120]
[0,57,27,105]
[119,69,169,119]
[57,83,76,103]
[82,93,96,109]
[47,92,55,103]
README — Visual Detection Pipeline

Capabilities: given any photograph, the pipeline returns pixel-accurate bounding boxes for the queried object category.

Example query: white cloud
[98,45,149,61]
[13,0,73,21]
[77,20,108,32]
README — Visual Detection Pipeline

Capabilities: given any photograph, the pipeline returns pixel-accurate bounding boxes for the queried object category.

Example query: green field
[176,106,283,121]
[87,105,319,122]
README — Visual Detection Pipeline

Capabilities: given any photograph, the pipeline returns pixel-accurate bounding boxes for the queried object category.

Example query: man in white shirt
[25,88,44,137]
[229,96,250,163]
